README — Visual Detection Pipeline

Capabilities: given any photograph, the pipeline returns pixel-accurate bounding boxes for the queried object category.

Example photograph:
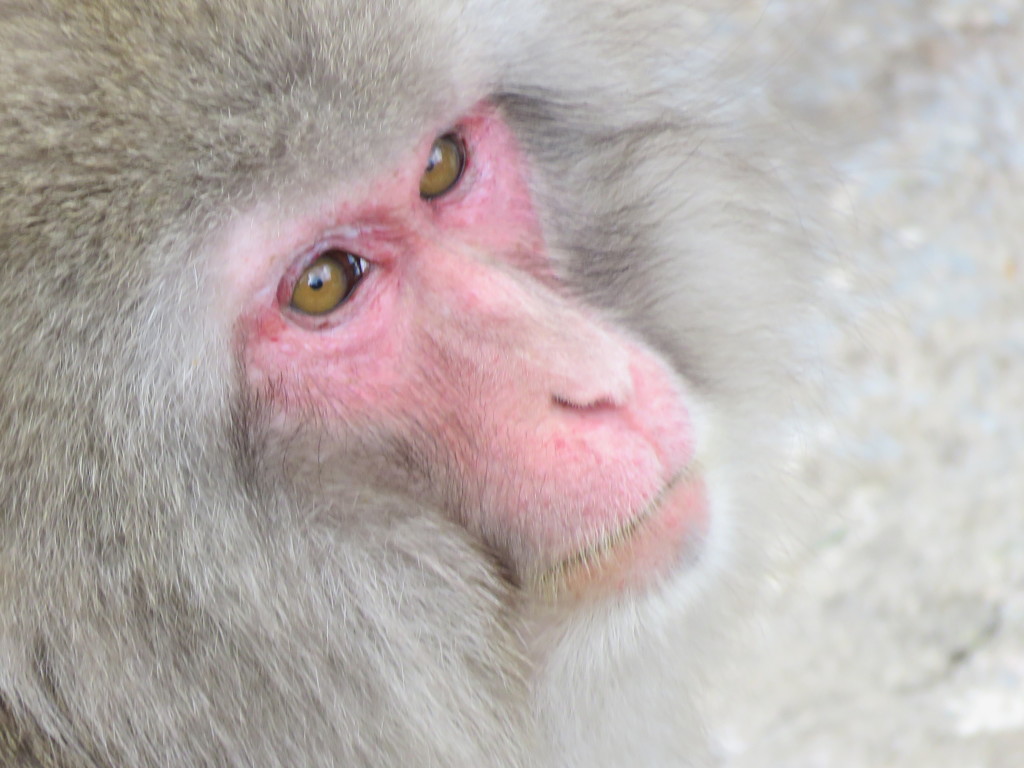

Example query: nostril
[551,393,619,412]
[549,361,635,412]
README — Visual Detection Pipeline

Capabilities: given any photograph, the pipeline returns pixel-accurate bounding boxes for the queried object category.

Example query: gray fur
[0,1,814,766]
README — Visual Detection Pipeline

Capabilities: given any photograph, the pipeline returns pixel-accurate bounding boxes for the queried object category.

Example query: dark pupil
[308,273,324,291]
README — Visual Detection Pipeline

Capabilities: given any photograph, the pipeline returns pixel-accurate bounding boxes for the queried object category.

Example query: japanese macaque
[0,1,813,766]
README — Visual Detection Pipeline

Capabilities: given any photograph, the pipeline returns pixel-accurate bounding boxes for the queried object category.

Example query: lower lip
[541,471,709,599]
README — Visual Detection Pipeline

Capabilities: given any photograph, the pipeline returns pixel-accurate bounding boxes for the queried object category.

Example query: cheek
[241,283,414,425]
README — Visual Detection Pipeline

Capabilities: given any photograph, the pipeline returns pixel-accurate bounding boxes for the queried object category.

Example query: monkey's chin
[536,466,708,601]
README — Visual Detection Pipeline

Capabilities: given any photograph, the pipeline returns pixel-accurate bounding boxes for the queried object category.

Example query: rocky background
[701,2,1024,766]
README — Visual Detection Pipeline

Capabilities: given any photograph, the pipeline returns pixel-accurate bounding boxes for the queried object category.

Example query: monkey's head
[0,1,810,765]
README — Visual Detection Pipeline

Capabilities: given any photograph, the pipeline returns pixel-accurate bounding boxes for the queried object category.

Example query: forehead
[0,0,534,262]
[186,0,497,189]
[87,2,506,191]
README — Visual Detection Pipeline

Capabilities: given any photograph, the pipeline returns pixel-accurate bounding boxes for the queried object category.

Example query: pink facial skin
[223,102,707,596]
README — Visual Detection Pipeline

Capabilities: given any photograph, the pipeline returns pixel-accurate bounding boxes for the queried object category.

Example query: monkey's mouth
[535,463,707,598]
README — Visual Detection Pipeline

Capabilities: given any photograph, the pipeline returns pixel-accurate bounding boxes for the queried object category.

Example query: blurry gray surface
[705,2,1024,766]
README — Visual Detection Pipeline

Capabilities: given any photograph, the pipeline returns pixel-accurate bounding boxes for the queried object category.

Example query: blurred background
[696,2,1024,765]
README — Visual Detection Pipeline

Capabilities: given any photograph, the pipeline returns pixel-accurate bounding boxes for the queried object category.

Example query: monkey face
[217,103,711,602]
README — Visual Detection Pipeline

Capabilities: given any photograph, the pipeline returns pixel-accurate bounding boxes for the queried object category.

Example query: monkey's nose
[542,336,635,412]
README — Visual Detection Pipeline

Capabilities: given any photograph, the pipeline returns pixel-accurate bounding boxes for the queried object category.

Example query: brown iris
[290,250,365,316]
[419,134,465,199]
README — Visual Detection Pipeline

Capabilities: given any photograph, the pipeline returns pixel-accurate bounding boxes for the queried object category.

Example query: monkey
[0,1,815,766]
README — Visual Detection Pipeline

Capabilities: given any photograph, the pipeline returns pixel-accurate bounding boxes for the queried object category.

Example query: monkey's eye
[290,250,367,316]
[419,134,465,199]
